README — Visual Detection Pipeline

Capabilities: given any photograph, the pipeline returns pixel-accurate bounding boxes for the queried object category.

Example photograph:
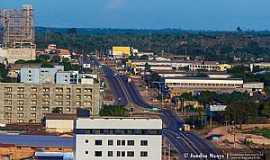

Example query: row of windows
[4,94,92,99]
[86,151,148,157]
[75,129,161,135]
[4,112,36,118]
[168,82,242,87]
[88,139,148,146]
[3,100,92,106]
[4,87,93,93]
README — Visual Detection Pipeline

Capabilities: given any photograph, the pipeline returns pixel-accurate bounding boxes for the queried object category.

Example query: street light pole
[152,81,165,109]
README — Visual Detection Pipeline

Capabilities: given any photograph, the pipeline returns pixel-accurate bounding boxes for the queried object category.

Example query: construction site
[0,4,36,63]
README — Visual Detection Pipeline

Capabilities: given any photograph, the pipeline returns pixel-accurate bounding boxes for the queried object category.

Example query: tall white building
[74,118,163,160]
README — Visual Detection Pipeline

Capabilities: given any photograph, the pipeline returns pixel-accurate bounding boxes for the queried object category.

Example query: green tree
[145,62,151,72]
[100,105,129,117]
[52,107,63,114]
[262,101,270,118]
[15,60,27,64]
[37,54,50,63]
[0,64,7,80]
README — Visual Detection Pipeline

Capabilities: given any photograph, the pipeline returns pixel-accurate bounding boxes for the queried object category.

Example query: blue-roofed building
[34,152,73,160]
[0,134,73,148]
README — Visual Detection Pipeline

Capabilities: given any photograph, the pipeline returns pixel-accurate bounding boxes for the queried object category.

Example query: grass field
[249,128,270,139]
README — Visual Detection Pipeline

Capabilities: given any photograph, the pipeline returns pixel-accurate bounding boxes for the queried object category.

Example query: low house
[45,114,76,133]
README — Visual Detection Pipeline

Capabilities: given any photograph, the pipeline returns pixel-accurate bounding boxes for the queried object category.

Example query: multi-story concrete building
[0,82,100,124]
[74,118,162,160]
[20,65,64,84]
[0,5,36,63]
[56,71,79,84]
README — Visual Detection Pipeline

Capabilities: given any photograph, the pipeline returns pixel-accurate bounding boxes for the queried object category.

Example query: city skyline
[1,0,270,31]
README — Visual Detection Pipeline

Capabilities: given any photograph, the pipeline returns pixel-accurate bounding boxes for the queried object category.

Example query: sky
[1,0,270,31]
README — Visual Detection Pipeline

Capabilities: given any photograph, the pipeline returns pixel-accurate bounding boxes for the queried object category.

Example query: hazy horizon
[1,0,270,31]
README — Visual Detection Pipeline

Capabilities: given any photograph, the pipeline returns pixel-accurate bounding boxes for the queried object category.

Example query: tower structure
[0,5,35,48]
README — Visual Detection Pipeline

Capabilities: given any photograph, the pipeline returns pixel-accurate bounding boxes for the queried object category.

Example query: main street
[91,56,221,160]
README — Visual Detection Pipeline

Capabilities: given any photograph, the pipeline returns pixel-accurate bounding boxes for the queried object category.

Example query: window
[76,88,81,93]
[95,151,102,157]
[4,106,12,111]
[108,151,113,157]
[31,94,37,99]
[117,151,121,157]
[66,95,71,99]
[66,88,71,93]
[108,140,113,146]
[31,87,37,92]
[17,106,24,111]
[17,87,24,92]
[85,139,89,143]
[17,113,24,118]
[95,140,102,145]
[17,94,24,99]
[127,151,134,157]
[140,151,148,157]
[17,119,23,123]
[42,107,49,111]
[5,87,12,92]
[17,100,24,105]
[56,88,63,93]
[141,140,148,146]
[76,101,81,106]
[31,113,36,117]
[66,107,71,112]
[127,140,134,146]
[121,151,125,157]
[30,106,36,111]
[31,101,37,105]
[84,88,92,93]
[85,151,88,155]
[121,140,125,146]
[117,140,121,146]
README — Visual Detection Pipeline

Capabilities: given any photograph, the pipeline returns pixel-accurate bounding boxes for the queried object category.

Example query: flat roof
[78,117,161,120]
[76,118,162,130]
[46,113,77,120]
[0,134,72,148]
[164,77,242,80]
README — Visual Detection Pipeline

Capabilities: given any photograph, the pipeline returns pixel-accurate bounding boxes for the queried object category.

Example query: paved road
[93,57,221,160]
[87,56,128,106]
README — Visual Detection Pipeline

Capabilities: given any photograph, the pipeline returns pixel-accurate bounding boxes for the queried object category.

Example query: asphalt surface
[91,57,221,160]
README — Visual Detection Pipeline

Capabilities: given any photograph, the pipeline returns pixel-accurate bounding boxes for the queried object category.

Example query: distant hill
[35,27,189,36]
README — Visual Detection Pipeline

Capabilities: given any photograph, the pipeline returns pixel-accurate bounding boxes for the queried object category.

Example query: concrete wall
[0,83,100,124]
[0,48,36,64]
[46,119,74,133]
[74,118,162,160]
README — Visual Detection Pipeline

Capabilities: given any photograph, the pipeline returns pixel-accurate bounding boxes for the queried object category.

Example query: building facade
[74,118,162,160]
[20,66,64,84]
[0,82,100,124]
[112,46,131,57]
[56,71,79,84]
[165,77,244,96]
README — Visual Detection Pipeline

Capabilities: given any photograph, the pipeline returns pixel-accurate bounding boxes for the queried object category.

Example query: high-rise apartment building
[0,5,34,48]
[0,5,36,63]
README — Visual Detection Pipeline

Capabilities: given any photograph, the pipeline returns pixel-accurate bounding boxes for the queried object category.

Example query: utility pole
[168,143,171,160]
[152,81,165,109]
[232,121,236,148]
[225,121,228,132]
